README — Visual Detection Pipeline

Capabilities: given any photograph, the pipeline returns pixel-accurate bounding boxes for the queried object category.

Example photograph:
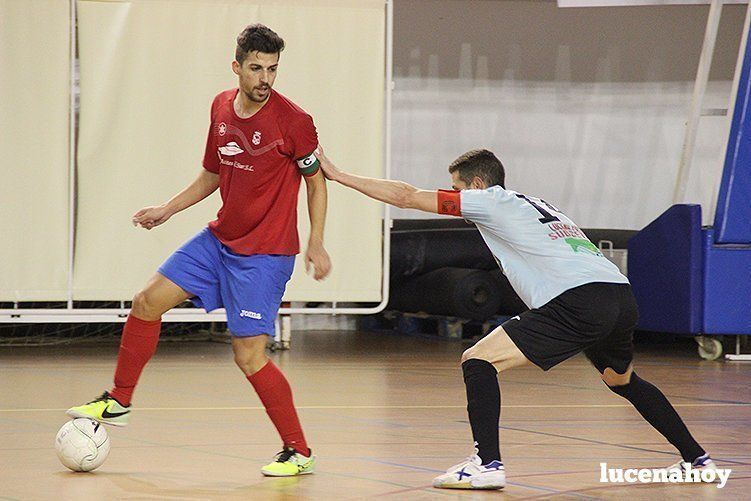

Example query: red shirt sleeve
[437,190,462,217]
[288,113,319,160]
[202,96,221,173]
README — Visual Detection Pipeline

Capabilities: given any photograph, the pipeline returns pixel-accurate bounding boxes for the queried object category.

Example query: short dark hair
[448,149,505,188]
[235,24,285,65]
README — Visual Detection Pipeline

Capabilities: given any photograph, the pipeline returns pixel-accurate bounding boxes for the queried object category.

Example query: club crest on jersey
[565,238,603,256]
[252,130,262,145]
[218,142,244,156]
[218,122,227,136]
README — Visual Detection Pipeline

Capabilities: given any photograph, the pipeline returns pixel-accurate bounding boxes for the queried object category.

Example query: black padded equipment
[388,267,502,321]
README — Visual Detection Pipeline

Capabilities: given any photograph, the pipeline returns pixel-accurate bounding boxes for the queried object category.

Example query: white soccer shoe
[433,453,506,490]
[665,454,720,483]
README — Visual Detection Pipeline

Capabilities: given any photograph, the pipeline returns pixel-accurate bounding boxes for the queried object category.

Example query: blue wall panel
[628,205,704,334]
[702,230,751,334]
[715,25,751,244]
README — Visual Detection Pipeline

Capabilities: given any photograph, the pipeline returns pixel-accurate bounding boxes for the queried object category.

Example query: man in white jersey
[315,148,715,490]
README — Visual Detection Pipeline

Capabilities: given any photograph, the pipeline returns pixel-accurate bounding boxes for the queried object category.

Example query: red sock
[109,314,161,406]
[247,360,309,456]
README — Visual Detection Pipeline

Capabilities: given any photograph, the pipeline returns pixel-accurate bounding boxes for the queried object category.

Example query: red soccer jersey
[202,89,319,255]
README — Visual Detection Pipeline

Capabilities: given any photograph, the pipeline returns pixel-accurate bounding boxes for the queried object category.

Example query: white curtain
[0,0,70,301]
[391,0,739,229]
[391,79,731,229]
[74,0,385,301]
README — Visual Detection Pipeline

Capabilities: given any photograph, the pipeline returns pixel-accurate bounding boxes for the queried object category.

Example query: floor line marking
[3,402,749,412]
[498,424,751,467]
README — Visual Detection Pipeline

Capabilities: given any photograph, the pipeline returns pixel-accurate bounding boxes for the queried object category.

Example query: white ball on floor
[55,418,110,472]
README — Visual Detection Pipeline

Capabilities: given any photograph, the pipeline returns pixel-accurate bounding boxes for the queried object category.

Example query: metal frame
[673,0,724,204]
[726,334,751,361]
[0,0,394,324]
[67,0,77,311]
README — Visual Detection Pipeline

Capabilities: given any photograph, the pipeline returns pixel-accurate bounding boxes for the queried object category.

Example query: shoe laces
[274,447,297,463]
[86,391,111,404]
[448,454,480,472]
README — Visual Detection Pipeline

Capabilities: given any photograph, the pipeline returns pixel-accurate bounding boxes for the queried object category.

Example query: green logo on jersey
[565,238,603,256]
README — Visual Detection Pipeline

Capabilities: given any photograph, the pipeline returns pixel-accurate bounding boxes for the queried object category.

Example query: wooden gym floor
[1,330,749,500]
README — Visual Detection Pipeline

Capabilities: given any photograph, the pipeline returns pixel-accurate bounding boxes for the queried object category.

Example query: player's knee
[234,351,268,375]
[460,345,501,370]
[131,290,162,320]
[602,365,633,388]
[232,338,269,375]
[460,346,480,365]
[461,343,520,372]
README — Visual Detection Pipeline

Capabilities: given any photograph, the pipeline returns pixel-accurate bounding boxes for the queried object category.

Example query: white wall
[391,0,746,228]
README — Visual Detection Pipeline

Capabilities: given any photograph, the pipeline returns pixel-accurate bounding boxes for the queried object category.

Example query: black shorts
[503,282,638,372]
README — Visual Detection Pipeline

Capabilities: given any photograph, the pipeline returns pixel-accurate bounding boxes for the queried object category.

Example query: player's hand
[305,238,332,281]
[314,146,341,182]
[132,205,172,230]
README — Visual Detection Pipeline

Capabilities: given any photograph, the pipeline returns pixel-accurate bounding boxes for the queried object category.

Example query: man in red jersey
[68,24,330,477]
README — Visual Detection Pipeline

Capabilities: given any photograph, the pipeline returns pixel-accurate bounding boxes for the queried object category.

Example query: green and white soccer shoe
[261,447,316,477]
[66,391,131,427]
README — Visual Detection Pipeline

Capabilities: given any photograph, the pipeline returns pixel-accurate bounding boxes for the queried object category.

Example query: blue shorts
[158,228,295,337]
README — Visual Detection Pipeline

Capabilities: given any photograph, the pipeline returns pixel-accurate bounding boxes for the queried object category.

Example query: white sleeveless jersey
[446,187,628,309]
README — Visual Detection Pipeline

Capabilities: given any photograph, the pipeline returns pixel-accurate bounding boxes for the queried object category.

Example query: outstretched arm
[316,150,440,214]
[132,169,220,230]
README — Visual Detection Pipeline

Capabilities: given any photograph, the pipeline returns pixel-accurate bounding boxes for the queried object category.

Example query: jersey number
[515,194,560,224]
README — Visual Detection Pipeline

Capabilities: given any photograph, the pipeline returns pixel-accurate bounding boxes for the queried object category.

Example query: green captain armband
[297,150,320,176]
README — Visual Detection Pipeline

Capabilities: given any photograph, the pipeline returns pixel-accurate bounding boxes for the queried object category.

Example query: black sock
[462,359,502,464]
[608,372,705,462]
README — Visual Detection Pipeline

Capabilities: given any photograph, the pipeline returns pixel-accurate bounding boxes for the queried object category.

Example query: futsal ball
[55,418,110,472]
